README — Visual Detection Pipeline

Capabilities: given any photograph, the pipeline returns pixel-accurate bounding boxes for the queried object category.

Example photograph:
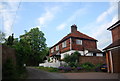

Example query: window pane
[76,39,82,45]
[62,41,66,48]
[56,45,59,51]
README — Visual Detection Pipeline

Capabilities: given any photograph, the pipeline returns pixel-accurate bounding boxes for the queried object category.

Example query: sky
[0,0,119,50]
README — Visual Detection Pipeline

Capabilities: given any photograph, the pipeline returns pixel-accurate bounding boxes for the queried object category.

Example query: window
[96,54,103,57]
[76,39,82,45]
[56,45,59,51]
[51,48,54,53]
[62,41,66,48]
[93,53,96,56]
[86,53,93,56]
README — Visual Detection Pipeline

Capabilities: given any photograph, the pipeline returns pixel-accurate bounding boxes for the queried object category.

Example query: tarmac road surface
[26,67,67,79]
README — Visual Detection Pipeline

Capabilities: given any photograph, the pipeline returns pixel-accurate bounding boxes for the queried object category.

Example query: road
[26,67,67,79]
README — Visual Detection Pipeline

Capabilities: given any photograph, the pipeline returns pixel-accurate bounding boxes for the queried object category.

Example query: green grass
[36,66,59,72]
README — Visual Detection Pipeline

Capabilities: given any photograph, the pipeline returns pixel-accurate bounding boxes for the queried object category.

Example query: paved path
[26,67,67,79]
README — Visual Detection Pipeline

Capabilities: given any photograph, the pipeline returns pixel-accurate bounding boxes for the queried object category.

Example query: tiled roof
[103,39,120,50]
[87,48,102,53]
[50,31,97,48]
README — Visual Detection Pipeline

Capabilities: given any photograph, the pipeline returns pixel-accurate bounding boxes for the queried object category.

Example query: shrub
[68,62,77,67]
[64,51,80,64]
[2,58,17,79]
[80,62,95,71]
[58,66,64,70]
[63,66,72,72]
[76,67,83,70]
[58,66,72,72]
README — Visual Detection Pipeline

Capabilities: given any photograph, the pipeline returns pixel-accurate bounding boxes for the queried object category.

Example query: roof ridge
[76,31,97,40]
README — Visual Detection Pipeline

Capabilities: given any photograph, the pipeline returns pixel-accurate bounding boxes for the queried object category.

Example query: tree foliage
[0,30,5,44]
[19,27,47,65]
[3,27,48,66]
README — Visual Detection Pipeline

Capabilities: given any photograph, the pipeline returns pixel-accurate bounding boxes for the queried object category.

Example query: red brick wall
[111,26,120,42]
[79,56,106,65]
[2,45,16,65]
[111,47,120,73]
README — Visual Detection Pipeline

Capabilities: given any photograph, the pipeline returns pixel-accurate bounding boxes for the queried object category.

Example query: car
[100,64,107,72]
[95,64,107,72]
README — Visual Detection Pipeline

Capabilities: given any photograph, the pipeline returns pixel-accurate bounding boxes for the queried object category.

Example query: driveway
[61,72,119,79]
[26,67,119,80]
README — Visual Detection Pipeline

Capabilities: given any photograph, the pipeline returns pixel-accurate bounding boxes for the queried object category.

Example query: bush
[80,62,95,71]
[2,58,17,79]
[68,62,77,67]
[64,51,80,64]
[76,67,83,70]
[63,66,72,72]
[58,66,72,72]
[58,66,64,70]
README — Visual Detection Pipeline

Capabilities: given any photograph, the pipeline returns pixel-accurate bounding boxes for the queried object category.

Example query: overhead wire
[11,0,22,33]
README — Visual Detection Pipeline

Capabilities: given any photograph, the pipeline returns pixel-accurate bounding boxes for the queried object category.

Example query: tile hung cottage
[49,24,104,62]
[104,20,120,73]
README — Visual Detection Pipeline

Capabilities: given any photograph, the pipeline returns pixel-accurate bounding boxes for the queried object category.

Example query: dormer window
[56,45,59,51]
[62,41,66,48]
[76,39,82,45]
[51,48,54,53]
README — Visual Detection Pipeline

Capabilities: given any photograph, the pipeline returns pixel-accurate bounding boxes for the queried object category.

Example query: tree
[20,27,47,66]
[0,30,5,44]
[4,33,14,46]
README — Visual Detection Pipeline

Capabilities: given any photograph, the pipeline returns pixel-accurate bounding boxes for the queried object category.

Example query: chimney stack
[71,24,77,33]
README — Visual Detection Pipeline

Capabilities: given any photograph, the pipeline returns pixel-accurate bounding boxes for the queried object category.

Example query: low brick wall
[79,56,106,65]
[2,45,16,65]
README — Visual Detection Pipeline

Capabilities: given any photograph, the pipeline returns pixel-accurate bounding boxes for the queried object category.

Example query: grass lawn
[35,66,59,72]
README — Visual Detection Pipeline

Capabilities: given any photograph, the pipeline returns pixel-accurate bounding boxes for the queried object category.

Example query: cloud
[87,2,118,50]
[56,7,87,30]
[0,1,20,37]
[97,2,117,23]
[38,6,60,28]
[57,24,66,30]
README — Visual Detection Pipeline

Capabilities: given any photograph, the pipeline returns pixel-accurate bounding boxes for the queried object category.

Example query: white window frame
[56,45,59,51]
[51,48,54,53]
[62,41,66,48]
[76,39,82,45]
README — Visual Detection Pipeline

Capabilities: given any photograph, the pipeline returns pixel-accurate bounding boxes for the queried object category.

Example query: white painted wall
[39,61,64,68]
[61,50,84,59]
[86,53,93,56]
[61,50,104,59]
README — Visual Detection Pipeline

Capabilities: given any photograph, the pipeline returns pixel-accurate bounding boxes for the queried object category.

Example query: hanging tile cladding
[72,38,97,51]
[50,38,70,55]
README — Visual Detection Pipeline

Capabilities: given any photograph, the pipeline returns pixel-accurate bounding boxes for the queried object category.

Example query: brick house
[103,20,120,73]
[49,25,103,61]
